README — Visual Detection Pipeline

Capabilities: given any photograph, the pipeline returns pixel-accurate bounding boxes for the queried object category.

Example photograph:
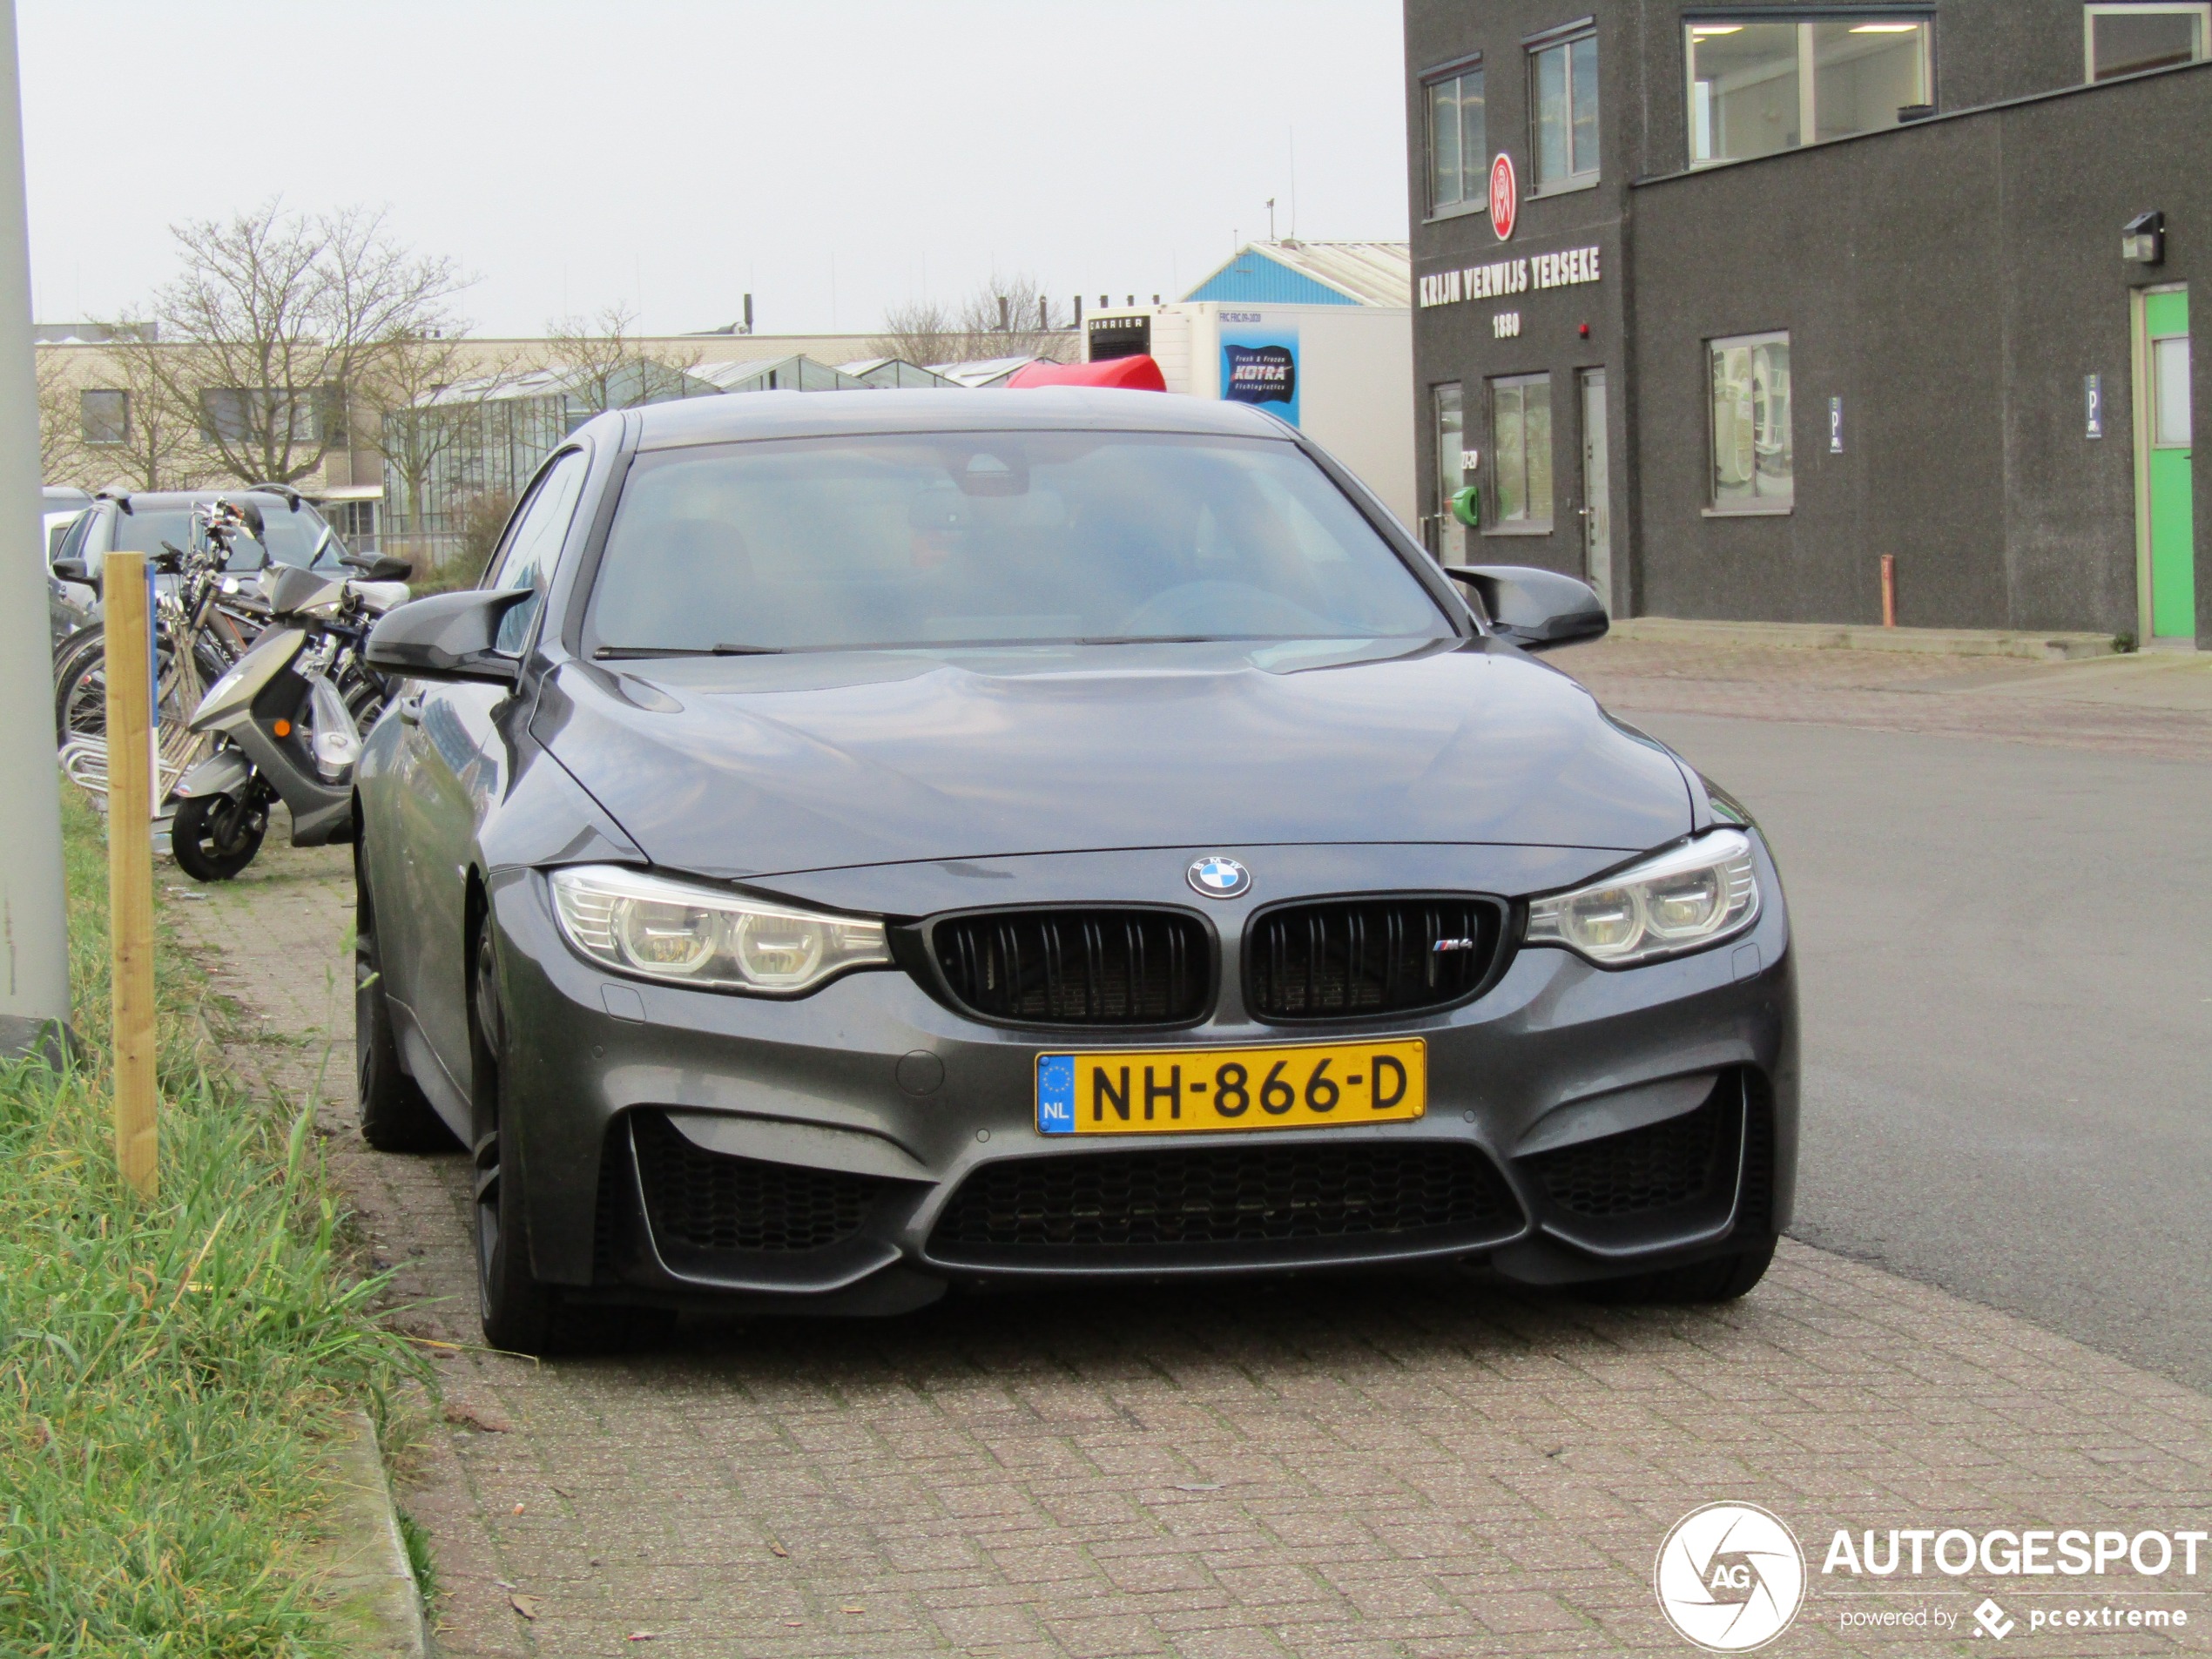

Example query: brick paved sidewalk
[172,837,2212,1659]
[1550,637,2212,760]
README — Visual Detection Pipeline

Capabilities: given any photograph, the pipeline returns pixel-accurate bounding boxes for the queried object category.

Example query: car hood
[532,638,1692,880]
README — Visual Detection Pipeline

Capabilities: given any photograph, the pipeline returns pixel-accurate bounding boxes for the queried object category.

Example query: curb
[1607,616,2120,661]
[319,1409,431,1658]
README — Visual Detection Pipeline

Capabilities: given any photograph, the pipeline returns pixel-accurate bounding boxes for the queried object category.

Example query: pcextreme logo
[1656,1503,1808,1652]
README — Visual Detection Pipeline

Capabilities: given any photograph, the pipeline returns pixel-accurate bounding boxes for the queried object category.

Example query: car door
[394,448,592,1088]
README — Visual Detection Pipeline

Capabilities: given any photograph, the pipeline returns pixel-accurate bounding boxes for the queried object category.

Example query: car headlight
[1525,829,1759,967]
[549,865,891,994]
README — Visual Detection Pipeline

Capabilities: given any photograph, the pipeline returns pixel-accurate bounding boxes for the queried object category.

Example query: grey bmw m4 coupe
[356,389,1796,1355]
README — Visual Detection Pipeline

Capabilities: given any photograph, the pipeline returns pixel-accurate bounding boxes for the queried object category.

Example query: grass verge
[0,788,420,1656]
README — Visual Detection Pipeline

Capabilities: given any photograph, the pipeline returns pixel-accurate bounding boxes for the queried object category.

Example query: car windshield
[108,502,343,573]
[586,431,1450,653]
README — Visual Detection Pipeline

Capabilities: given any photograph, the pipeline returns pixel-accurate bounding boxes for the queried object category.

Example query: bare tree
[867,297,966,369]
[870,274,1076,368]
[542,307,701,416]
[35,350,87,486]
[957,273,1076,363]
[141,200,465,487]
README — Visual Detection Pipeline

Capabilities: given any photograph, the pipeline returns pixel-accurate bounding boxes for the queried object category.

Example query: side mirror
[51,556,93,587]
[364,588,532,685]
[1443,564,1608,651]
[347,552,415,582]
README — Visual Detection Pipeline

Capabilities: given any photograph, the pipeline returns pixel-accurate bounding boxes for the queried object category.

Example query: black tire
[1587,1238,1776,1305]
[170,788,270,881]
[54,625,233,746]
[355,842,455,1152]
[470,921,661,1356]
[52,627,107,745]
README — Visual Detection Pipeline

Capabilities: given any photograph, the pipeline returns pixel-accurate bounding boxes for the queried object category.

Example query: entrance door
[2141,287,2194,639]
[1580,369,1613,612]
[1430,383,1466,563]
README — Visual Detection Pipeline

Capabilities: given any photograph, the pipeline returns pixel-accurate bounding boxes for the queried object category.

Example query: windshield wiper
[593,644,781,659]
[1072,634,1261,646]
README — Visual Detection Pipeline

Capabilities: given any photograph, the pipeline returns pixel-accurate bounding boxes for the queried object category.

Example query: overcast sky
[23,0,1407,339]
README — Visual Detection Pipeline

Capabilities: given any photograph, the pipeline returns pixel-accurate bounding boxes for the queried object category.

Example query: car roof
[630,387,1291,452]
[92,489,318,512]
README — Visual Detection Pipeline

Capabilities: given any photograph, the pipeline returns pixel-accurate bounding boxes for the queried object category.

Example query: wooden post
[104,551,158,1200]
[1880,554,1898,629]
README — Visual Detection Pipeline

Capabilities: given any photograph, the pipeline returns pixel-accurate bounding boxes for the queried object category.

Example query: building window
[199,386,323,444]
[1709,333,1793,511]
[1426,65,1487,215]
[327,500,379,554]
[1688,18,1932,165]
[1532,32,1599,190]
[79,388,127,445]
[1489,373,1553,530]
[2087,3,2209,78]
[1433,382,1466,559]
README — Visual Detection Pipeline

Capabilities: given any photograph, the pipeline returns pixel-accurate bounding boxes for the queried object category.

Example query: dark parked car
[43,486,92,646]
[51,486,349,592]
[356,390,1797,1354]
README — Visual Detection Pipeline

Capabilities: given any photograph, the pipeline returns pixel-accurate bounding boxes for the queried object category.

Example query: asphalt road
[1637,711,2212,1392]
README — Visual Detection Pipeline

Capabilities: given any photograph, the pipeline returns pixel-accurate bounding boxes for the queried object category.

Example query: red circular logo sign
[1489,152,1518,242]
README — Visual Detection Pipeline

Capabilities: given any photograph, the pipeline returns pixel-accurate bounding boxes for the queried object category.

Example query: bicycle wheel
[54,626,228,781]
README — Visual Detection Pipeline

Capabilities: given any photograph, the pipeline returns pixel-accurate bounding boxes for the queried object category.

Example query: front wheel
[1586,1238,1776,1305]
[356,842,454,1152]
[471,923,663,1356]
[170,788,270,881]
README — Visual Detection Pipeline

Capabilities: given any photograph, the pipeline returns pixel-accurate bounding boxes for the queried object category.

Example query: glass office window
[1710,334,1793,511]
[1689,23,1799,162]
[1533,34,1599,189]
[1812,22,1930,140]
[1433,382,1466,559]
[79,388,128,445]
[1688,18,1930,165]
[2154,334,2193,447]
[1490,374,1553,529]
[1426,68,1487,214]
[2087,3,2209,78]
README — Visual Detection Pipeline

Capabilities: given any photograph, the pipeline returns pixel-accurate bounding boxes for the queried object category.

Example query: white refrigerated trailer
[1082,298,1417,532]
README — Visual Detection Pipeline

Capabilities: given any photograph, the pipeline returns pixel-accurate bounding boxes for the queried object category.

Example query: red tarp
[1005,355,1167,392]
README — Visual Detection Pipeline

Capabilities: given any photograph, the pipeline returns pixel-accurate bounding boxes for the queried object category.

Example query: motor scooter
[167,558,410,880]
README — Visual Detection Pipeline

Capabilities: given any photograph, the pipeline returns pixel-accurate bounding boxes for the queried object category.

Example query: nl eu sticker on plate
[1037,1055,1076,1134]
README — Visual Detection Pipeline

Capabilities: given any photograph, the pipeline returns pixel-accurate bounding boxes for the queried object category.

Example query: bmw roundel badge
[1187,856,1252,900]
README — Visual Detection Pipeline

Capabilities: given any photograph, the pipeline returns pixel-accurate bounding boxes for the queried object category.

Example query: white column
[0,0,72,1059]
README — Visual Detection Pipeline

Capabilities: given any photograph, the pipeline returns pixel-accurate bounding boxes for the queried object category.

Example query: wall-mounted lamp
[2122,211,2165,266]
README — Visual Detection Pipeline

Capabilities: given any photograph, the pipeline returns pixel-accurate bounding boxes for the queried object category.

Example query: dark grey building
[1406,1,2208,645]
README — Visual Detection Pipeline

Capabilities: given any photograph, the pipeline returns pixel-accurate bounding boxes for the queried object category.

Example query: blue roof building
[1183,241,1411,307]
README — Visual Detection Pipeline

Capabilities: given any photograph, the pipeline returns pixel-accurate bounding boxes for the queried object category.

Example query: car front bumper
[486,837,1797,1314]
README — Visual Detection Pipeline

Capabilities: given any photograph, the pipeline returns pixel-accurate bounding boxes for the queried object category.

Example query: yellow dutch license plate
[1035,1039,1426,1136]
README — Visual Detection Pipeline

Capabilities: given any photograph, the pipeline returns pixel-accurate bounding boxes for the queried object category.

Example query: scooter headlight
[305,677,361,783]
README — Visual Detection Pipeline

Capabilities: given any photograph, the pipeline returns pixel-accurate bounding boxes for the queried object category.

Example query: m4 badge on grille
[1433,936,1478,953]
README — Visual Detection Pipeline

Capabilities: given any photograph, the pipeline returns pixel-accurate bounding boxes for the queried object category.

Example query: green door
[2147,288,2194,638]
